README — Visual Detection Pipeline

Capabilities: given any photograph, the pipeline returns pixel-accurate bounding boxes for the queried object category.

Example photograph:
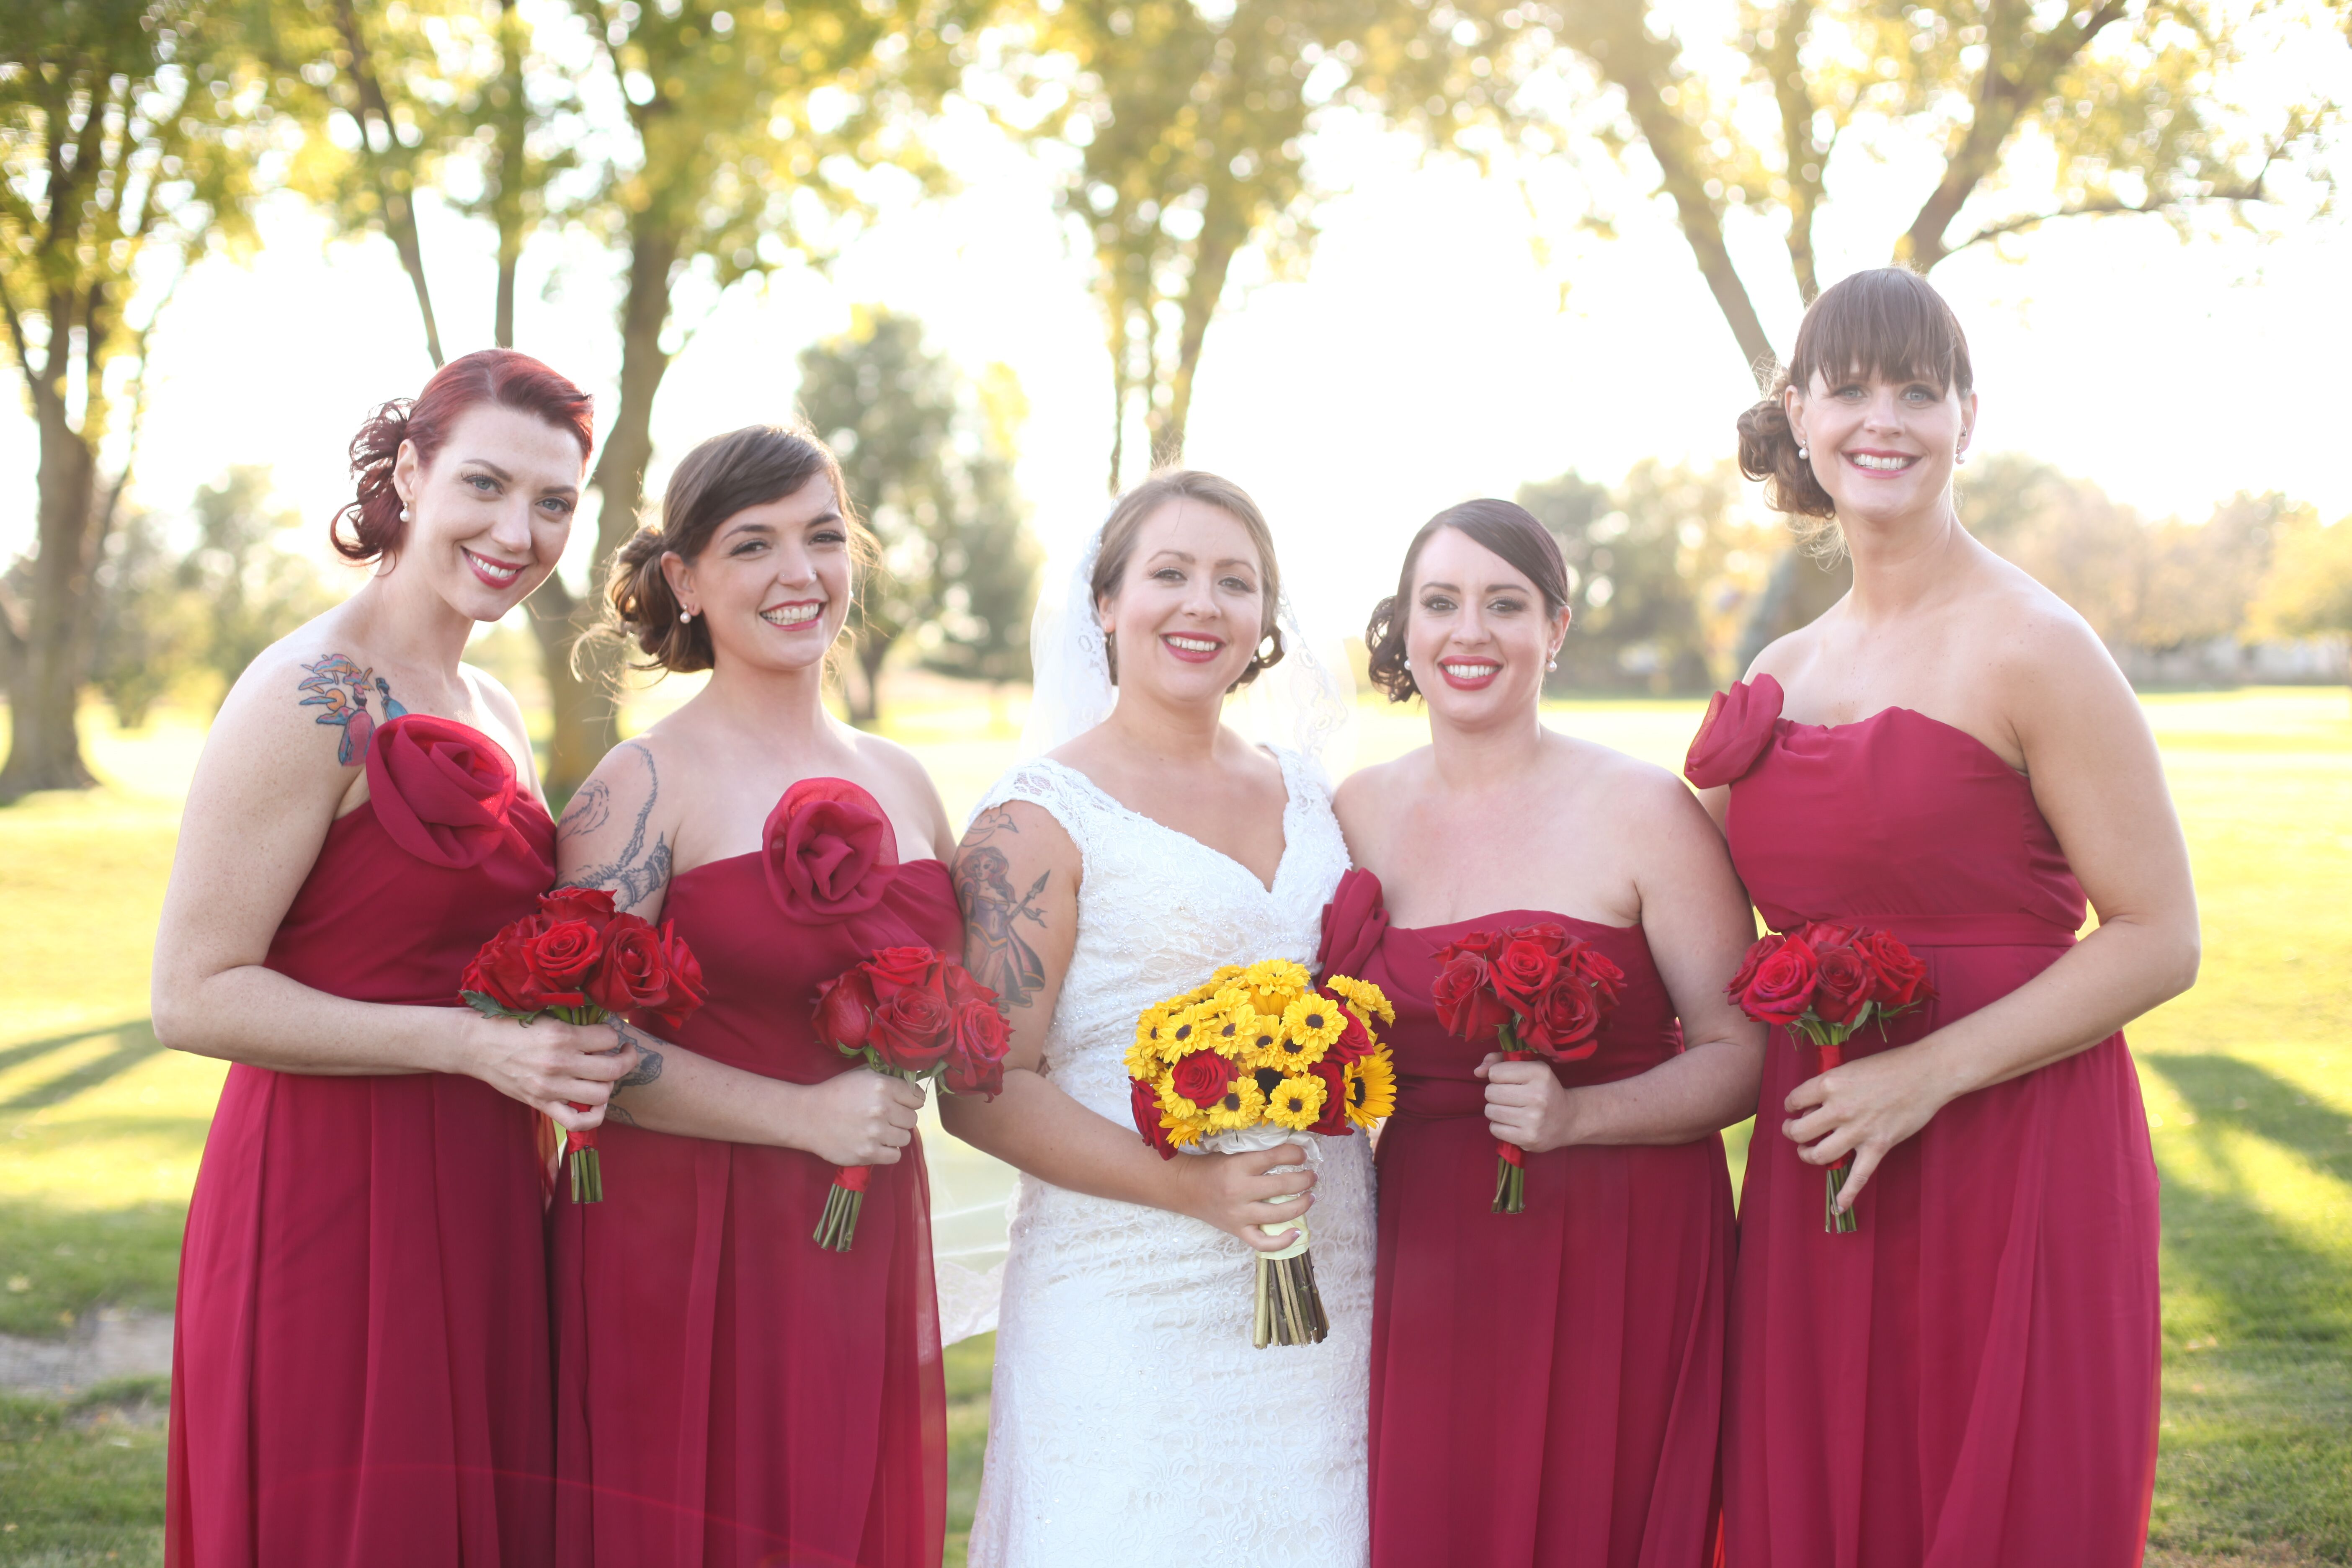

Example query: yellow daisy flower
[1166,1112,1210,1150]
[1203,1073,1267,1132]
[1289,992,1345,1053]
[1326,973,1395,1025]
[1345,1051,1398,1127]
[1160,1003,1217,1058]
[1264,1073,1328,1131]
[1200,1000,1257,1059]
[1237,1014,1288,1072]
[1244,958,1312,992]
[1211,964,1246,985]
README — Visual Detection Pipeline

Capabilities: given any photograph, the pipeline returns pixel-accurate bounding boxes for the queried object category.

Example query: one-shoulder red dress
[551,778,949,1567]
[168,714,560,1567]
[1321,869,1735,1568]
[1686,676,2161,1568]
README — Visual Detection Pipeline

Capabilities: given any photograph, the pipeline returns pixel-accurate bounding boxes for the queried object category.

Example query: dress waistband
[1769,910,2079,949]
[1392,1055,1665,1122]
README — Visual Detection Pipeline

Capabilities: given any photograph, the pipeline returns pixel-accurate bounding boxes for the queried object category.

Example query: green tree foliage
[507,0,980,792]
[1001,0,1406,486]
[1518,459,1768,692]
[0,0,267,797]
[88,468,335,729]
[797,309,1038,725]
[2256,514,2352,640]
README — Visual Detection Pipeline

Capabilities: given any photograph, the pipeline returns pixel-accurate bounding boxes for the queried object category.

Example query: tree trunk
[330,0,444,367]
[1147,207,1241,470]
[1733,547,1854,674]
[490,0,527,350]
[534,225,679,799]
[851,632,891,728]
[1,392,101,799]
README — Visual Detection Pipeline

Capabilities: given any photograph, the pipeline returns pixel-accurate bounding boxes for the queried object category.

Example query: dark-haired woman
[547,423,957,1566]
[1326,500,1762,1568]
[155,351,633,1565]
[1694,267,2195,1566]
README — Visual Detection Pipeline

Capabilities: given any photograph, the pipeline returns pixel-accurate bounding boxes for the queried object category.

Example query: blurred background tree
[88,468,333,729]
[999,0,1415,487]
[1519,459,1768,692]
[2254,511,2352,705]
[798,309,1039,726]
[0,0,267,798]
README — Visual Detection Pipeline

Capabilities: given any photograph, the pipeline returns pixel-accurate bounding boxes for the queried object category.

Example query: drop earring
[1796,444,1809,461]
[679,609,695,624]
[398,505,413,523]
[1547,654,1558,672]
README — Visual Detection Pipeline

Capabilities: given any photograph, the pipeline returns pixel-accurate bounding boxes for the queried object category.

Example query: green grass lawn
[2,687,2347,1564]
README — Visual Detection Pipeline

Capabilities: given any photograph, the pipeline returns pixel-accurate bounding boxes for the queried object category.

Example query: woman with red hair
[155,350,635,1566]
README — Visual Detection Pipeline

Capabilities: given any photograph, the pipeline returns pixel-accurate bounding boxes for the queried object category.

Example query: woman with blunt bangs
[1327,499,1762,1568]
[549,422,957,1567]
[1688,267,2195,1566]
[157,350,626,1566]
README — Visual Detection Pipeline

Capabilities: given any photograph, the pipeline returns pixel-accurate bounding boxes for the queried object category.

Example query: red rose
[1855,929,1932,1009]
[643,920,707,1031]
[814,968,880,1052]
[942,960,990,1011]
[1810,938,1876,1026]
[461,919,540,1013]
[524,918,601,1006]
[1169,1048,1238,1109]
[1724,934,1775,1005]
[1325,1001,1372,1067]
[865,945,944,1004]
[587,914,672,1017]
[1448,929,1506,961]
[1798,920,1858,954]
[1488,934,1562,1014]
[1430,948,1511,1042]
[1566,944,1625,1008]
[1736,934,1819,1026]
[1531,972,1606,1058]
[943,1000,1011,1099]
[1132,1075,1177,1159]
[539,886,617,929]
[1308,1059,1350,1136]
[869,985,956,1070]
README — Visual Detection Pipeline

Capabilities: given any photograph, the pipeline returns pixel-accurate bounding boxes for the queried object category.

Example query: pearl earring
[1796,444,1809,461]
[399,505,412,523]
[679,609,694,624]
[1547,655,1558,672]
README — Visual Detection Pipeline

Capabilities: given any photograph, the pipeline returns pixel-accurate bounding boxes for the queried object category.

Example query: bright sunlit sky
[6,33,2350,642]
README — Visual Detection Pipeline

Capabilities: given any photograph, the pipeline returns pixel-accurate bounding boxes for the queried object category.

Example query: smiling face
[1098,498,1268,710]
[1786,366,1976,532]
[659,477,851,676]
[1405,526,1565,727]
[390,403,584,620]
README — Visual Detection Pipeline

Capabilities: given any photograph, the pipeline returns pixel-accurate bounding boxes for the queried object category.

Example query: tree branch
[329,0,444,366]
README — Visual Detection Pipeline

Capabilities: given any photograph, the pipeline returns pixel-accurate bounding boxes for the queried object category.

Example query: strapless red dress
[1322,870,1735,1568]
[550,778,949,1568]
[168,714,560,1567]
[1686,676,2161,1568]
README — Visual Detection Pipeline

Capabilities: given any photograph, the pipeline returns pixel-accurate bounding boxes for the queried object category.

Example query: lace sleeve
[969,761,1100,872]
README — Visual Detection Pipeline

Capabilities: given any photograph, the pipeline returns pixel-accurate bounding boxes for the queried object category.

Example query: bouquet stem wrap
[1210,1127,1327,1348]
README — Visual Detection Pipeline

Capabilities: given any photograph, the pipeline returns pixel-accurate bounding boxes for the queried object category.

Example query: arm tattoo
[954,807,1051,1008]
[557,743,672,910]
[295,654,407,767]
[604,1018,667,1101]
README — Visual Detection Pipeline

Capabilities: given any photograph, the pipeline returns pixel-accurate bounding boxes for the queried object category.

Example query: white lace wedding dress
[966,750,1374,1568]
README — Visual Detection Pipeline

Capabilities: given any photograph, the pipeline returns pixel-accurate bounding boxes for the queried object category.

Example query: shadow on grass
[2140,1053,2352,1563]
[0,1021,164,1114]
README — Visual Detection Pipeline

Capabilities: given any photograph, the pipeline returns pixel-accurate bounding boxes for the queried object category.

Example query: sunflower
[1326,973,1395,1026]
[1210,964,1247,985]
[1243,958,1312,992]
[1237,1014,1289,1072]
[1162,1106,1210,1150]
[1344,1051,1397,1127]
[1160,1003,1218,1058]
[1203,1073,1268,1132]
[1264,1073,1328,1131]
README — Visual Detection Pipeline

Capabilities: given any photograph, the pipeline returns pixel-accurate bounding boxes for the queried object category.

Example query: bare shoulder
[555,736,676,911]
[459,663,542,792]
[1332,748,1423,861]
[848,728,954,844]
[1568,737,1712,838]
[210,620,393,781]
[959,795,1078,868]
[1741,599,1836,685]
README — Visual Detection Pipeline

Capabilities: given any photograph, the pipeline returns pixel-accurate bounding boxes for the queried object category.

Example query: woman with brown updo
[1327,498,1762,1568]
[1690,267,2195,1565]
[548,423,958,1565]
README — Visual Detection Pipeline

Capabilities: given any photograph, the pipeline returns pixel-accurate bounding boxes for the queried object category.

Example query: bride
[940,470,1373,1565]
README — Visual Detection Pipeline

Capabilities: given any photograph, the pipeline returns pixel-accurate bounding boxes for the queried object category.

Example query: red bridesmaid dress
[550,777,949,1567]
[168,714,560,1566]
[1686,675,2161,1568]
[1322,869,1735,1568]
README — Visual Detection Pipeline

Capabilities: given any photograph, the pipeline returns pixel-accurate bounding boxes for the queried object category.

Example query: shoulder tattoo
[296,654,407,767]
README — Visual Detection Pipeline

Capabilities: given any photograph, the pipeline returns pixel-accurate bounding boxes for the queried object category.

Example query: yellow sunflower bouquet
[1124,959,1397,1348]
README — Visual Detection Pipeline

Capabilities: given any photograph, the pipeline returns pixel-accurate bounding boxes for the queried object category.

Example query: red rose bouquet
[1428,922,1626,1215]
[809,945,1011,1251]
[460,887,707,1203]
[1726,921,1934,1233]
[1123,959,1397,1348]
